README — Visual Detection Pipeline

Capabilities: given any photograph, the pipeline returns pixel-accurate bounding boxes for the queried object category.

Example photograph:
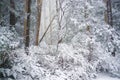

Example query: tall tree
[0,2,1,21]
[49,0,52,44]
[10,0,16,28]
[35,0,43,46]
[24,0,31,51]
[104,0,113,26]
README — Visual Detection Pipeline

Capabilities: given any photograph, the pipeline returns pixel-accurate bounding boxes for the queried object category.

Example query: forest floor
[93,73,120,80]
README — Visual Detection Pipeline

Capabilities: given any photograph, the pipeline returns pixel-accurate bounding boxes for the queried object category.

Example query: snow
[1,0,120,80]
[5,44,92,80]
[93,73,120,80]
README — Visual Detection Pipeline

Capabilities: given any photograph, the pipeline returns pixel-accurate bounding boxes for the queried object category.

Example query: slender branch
[39,15,56,44]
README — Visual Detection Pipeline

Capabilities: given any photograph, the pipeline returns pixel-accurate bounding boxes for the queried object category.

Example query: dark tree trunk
[10,0,16,27]
[24,0,31,54]
[104,0,113,26]
[35,0,42,46]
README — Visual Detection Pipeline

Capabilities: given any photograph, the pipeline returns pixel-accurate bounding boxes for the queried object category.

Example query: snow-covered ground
[93,73,120,80]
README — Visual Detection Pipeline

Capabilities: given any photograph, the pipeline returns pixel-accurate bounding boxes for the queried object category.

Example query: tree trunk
[0,2,1,21]
[24,0,31,52]
[10,0,16,28]
[104,0,113,26]
[39,16,55,43]
[49,0,52,44]
[35,0,43,46]
[104,10,108,24]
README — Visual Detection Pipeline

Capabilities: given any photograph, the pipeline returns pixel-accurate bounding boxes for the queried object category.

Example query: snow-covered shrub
[0,27,17,51]
[0,27,20,73]
[1,0,120,80]
[0,43,97,80]
[61,0,120,78]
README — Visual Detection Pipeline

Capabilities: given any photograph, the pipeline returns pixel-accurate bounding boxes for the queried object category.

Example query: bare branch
[39,15,56,44]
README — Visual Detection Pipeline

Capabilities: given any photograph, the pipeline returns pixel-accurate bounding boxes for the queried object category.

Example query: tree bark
[39,16,55,43]
[49,0,52,44]
[24,0,31,50]
[35,0,43,46]
[104,0,113,26]
[10,0,16,28]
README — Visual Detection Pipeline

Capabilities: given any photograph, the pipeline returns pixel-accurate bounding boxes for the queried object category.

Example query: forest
[0,0,120,80]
